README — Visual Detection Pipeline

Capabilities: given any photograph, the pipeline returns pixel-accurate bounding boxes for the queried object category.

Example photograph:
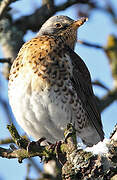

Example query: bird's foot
[49,141,63,163]
[27,137,47,152]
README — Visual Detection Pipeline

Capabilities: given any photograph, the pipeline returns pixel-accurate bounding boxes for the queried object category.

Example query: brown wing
[66,47,104,140]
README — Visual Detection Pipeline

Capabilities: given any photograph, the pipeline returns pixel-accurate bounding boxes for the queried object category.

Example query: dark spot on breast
[46,68,51,74]
[62,86,67,92]
[34,50,37,54]
[81,109,84,114]
[51,71,57,78]
[58,53,62,58]
[68,89,74,96]
[14,74,18,78]
[61,98,66,104]
[63,76,68,80]
[38,72,41,76]
[41,41,44,44]
[53,49,57,54]
[79,106,82,111]
[54,87,59,93]
[15,62,19,67]
[39,52,42,58]
[34,61,39,65]
[54,39,57,44]
[69,98,74,104]
[42,75,47,79]
[57,80,63,87]
[39,57,44,61]
[34,69,38,73]
[79,123,84,129]
[39,37,43,41]
[77,114,81,119]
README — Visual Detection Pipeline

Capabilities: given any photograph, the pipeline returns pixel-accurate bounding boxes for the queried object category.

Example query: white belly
[8,75,72,142]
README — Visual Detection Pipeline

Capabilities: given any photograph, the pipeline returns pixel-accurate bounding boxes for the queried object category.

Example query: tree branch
[100,88,117,112]
[78,40,103,49]
[0,137,14,145]
[0,17,24,78]
[0,123,117,179]
[0,97,13,123]
[78,40,117,51]
[13,0,91,33]
[0,0,18,20]
[92,80,110,91]
[0,57,12,65]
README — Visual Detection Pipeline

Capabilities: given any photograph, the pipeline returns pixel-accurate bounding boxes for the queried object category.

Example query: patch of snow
[85,138,110,155]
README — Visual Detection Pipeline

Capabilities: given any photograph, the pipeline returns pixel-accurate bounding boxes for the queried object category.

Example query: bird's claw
[27,137,46,152]
[49,141,62,160]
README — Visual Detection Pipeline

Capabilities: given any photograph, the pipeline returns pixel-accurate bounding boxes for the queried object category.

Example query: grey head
[38,15,74,36]
[37,15,87,49]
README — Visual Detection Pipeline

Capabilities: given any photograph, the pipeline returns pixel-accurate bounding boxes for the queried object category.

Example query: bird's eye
[55,23,62,28]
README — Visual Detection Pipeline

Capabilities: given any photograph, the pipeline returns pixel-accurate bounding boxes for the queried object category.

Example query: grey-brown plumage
[8,15,104,146]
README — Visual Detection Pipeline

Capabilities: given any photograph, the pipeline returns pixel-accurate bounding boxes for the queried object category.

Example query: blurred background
[0,0,117,179]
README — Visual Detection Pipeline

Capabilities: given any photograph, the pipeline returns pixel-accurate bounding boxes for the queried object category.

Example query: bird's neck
[58,29,77,50]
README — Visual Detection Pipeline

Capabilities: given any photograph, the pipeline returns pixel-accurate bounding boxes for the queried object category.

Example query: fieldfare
[8,15,104,146]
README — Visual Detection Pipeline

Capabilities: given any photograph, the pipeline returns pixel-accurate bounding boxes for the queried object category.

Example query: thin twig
[0,97,13,124]
[0,58,12,65]
[92,80,109,91]
[0,137,14,145]
[78,40,103,49]
[78,40,117,52]
[14,0,90,33]
[100,88,117,112]
[55,0,87,11]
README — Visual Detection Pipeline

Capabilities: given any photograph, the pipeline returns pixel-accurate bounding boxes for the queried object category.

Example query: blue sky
[0,0,117,179]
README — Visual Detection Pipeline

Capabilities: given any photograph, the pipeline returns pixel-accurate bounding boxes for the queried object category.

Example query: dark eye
[55,23,62,28]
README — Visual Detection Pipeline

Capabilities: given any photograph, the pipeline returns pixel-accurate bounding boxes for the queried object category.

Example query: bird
[8,15,104,147]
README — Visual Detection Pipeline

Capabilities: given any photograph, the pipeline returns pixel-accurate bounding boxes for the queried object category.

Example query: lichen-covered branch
[0,123,117,179]
[0,124,67,164]
[62,124,117,179]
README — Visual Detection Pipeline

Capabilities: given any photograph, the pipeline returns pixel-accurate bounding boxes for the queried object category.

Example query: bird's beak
[71,17,88,29]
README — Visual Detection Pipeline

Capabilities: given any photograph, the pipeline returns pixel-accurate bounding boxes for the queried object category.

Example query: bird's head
[38,15,88,49]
